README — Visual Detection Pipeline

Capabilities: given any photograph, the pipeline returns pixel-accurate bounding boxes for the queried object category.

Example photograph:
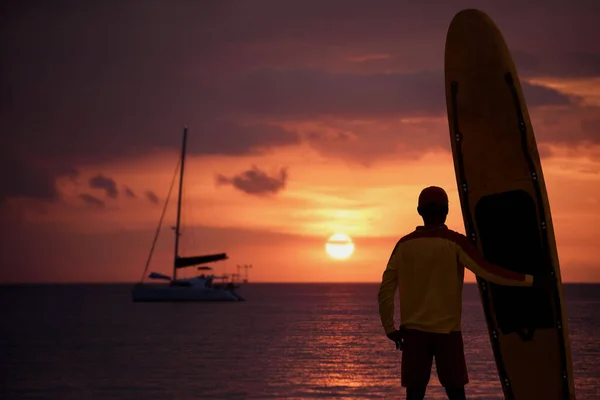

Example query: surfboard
[444,9,575,400]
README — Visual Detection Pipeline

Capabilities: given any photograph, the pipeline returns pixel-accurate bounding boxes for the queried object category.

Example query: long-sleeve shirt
[378,224,534,335]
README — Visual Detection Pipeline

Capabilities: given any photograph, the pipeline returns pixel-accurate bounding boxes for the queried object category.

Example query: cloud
[89,174,118,198]
[523,83,574,107]
[0,150,76,204]
[530,106,600,145]
[225,69,442,118]
[581,116,600,137]
[1,0,597,206]
[79,193,105,208]
[224,69,573,119]
[216,166,288,196]
[145,190,159,205]
[189,121,299,155]
[0,119,299,205]
[514,50,600,79]
[124,186,136,198]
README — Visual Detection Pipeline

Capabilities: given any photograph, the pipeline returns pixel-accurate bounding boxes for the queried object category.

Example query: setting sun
[325,233,355,260]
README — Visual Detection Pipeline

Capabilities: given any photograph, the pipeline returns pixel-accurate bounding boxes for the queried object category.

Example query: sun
[325,233,355,260]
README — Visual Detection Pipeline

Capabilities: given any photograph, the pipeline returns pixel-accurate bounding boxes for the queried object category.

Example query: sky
[1,0,600,283]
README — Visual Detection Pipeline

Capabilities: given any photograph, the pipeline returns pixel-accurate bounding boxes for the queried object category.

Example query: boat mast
[173,126,188,281]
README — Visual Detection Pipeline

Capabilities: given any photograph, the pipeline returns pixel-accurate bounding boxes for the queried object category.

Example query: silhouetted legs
[445,386,467,400]
[401,330,469,399]
[406,387,426,400]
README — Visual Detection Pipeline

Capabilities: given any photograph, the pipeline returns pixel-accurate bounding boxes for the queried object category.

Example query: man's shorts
[400,329,469,388]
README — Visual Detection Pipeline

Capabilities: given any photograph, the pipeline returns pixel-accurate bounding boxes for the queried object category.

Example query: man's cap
[418,186,449,207]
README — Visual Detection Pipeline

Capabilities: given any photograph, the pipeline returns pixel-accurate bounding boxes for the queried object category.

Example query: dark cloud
[528,106,600,145]
[297,104,600,165]
[298,118,451,165]
[0,120,298,204]
[0,150,76,203]
[523,83,574,107]
[1,0,598,205]
[79,194,105,208]
[581,117,600,136]
[514,50,600,79]
[89,174,118,199]
[216,166,288,196]
[189,122,299,155]
[145,191,159,205]
[225,69,573,119]
[124,186,136,198]
[226,70,441,118]
[1,0,302,164]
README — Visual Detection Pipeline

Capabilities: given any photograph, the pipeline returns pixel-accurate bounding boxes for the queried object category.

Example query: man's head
[417,186,449,225]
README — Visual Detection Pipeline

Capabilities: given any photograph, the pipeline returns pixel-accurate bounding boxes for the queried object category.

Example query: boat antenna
[173,126,188,281]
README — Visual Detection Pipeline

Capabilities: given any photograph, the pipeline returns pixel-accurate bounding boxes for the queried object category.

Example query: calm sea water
[1,283,599,399]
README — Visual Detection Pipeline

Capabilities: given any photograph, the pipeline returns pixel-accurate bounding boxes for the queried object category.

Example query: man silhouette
[378,186,539,400]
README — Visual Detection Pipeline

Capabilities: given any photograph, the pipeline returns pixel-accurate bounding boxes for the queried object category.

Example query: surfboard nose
[446,8,498,45]
[450,9,492,26]
[445,8,512,74]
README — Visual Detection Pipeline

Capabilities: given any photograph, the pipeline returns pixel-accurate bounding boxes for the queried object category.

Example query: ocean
[1,283,598,399]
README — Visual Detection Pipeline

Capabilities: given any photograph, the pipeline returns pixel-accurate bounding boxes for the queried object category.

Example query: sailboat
[131,127,245,302]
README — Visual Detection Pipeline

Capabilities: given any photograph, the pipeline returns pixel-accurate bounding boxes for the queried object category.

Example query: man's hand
[387,329,403,350]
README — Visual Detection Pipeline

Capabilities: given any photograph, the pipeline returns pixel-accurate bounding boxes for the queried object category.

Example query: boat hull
[131,284,244,302]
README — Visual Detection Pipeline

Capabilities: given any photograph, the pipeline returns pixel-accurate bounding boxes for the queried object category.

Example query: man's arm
[454,234,533,287]
[378,243,400,335]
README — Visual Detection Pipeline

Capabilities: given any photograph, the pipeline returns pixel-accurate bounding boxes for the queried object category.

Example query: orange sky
[2,3,600,283]
[6,109,600,283]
